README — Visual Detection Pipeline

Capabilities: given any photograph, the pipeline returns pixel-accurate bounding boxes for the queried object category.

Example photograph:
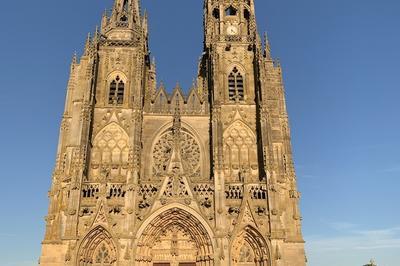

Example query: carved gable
[223,120,258,182]
[89,122,130,182]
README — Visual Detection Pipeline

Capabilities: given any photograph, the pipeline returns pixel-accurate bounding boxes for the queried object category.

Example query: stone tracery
[152,129,201,178]
[231,226,270,266]
[135,208,214,265]
[89,123,130,182]
[40,0,307,264]
[223,120,258,182]
[77,226,117,266]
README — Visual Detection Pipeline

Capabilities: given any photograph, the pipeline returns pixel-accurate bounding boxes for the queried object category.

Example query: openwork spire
[101,0,141,34]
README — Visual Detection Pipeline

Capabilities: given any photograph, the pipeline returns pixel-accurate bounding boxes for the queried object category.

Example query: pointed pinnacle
[263,31,271,59]
[70,52,78,71]
[72,52,78,64]
[93,26,100,42]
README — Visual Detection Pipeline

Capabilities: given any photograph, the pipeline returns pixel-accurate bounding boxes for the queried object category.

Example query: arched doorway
[77,226,118,266]
[135,207,214,266]
[231,226,270,266]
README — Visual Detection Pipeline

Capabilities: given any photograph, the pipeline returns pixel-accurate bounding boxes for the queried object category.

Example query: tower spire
[102,0,141,34]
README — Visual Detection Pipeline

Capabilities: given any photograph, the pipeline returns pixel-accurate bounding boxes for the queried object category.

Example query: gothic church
[39,0,306,265]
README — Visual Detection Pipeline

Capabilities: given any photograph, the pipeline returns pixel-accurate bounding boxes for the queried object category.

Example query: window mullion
[235,75,239,101]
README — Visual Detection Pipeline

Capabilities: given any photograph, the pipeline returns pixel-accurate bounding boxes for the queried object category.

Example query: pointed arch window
[225,6,238,16]
[213,8,220,19]
[122,0,129,12]
[228,67,244,102]
[108,76,125,105]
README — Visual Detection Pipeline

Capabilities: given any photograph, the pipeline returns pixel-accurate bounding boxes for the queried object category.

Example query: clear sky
[0,0,399,265]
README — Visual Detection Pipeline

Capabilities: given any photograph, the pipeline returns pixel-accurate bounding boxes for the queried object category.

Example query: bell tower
[39,0,150,264]
[204,0,258,105]
[201,0,307,265]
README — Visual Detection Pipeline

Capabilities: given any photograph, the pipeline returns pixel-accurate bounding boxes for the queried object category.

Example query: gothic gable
[223,120,258,182]
[89,122,130,182]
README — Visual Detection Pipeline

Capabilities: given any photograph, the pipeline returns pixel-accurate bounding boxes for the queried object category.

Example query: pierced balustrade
[107,183,126,205]
[249,185,268,200]
[225,185,243,200]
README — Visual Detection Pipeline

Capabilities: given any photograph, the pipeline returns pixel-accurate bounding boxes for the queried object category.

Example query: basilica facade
[39,0,306,265]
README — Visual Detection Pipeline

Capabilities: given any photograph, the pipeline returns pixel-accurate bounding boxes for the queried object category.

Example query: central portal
[151,224,197,264]
[135,207,214,265]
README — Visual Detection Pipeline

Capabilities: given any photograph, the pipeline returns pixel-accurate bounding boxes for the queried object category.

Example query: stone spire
[112,0,140,25]
[101,0,142,35]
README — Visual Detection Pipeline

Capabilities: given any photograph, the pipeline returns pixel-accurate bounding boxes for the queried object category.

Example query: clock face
[227,25,238,35]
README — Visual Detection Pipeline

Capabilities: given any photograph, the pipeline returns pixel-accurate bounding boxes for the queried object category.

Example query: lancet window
[122,0,129,12]
[213,8,220,19]
[108,76,125,105]
[119,0,129,22]
[228,67,245,102]
[225,6,238,16]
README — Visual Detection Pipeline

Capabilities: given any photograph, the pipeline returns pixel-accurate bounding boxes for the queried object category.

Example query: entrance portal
[231,226,270,266]
[135,207,214,265]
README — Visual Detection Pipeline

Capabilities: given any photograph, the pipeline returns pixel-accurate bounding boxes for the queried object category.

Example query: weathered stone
[39,0,306,265]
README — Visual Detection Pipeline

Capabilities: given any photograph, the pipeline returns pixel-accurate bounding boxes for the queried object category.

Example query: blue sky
[0,0,399,265]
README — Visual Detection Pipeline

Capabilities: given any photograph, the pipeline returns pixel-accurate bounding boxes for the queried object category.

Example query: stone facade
[39,0,306,265]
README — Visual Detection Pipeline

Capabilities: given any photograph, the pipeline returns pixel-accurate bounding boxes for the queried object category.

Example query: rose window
[152,129,201,176]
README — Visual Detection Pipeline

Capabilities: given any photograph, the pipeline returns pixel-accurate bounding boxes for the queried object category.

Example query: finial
[159,81,165,91]
[172,97,182,138]
[72,52,78,65]
[92,26,98,43]
[70,52,78,72]
[263,31,271,59]
[84,33,92,56]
